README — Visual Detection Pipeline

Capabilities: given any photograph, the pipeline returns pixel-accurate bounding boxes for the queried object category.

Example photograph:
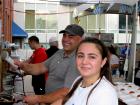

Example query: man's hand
[24,95,39,105]
[14,59,26,70]
[14,59,21,67]
[51,98,63,105]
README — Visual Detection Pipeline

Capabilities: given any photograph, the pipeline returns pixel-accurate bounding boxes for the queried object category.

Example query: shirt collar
[62,50,76,58]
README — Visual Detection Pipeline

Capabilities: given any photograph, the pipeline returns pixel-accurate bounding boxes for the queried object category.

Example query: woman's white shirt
[65,76,118,105]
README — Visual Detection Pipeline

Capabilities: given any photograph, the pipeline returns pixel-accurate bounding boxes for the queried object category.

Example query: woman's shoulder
[88,77,118,105]
[97,77,117,94]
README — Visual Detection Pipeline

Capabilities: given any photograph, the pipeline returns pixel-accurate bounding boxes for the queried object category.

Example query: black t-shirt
[46,46,59,58]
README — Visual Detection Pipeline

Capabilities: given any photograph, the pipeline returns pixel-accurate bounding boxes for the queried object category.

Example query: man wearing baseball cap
[15,24,84,105]
[59,24,84,36]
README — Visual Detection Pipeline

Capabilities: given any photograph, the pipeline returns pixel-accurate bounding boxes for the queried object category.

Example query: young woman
[108,46,119,76]
[51,37,118,105]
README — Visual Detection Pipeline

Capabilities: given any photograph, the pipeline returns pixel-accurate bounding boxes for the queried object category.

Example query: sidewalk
[113,76,126,83]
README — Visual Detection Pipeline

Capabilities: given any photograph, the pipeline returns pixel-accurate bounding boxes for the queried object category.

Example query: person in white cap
[46,36,59,58]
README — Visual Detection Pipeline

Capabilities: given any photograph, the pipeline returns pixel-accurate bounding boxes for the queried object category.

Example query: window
[97,14,105,31]
[36,3,46,30]
[79,16,87,31]
[88,15,96,29]
[119,14,126,33]
[46,15,57,29]
[128,15,133,32]
[107,14,119,33]
[119,14,133,33]
[36,15,46,29]
[25,10,35,29]
[25,2,58,34]
[46,3,57,30]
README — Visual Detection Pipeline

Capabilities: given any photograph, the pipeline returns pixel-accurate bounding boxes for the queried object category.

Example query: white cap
[49,36,58,43]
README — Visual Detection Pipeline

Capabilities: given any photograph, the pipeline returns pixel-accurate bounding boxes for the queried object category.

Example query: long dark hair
[62,37,113,105]
[108,45,118,57]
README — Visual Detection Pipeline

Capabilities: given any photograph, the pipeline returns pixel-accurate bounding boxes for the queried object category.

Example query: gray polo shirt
[44,49,80,94]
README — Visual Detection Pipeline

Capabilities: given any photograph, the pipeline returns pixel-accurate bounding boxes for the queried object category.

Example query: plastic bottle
[116,69,120,78]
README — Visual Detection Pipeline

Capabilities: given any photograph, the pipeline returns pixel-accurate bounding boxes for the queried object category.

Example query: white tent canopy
[61,0,138,6]
[73,0,139,17]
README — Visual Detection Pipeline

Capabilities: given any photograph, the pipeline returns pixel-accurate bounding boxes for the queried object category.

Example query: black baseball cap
[59,24,84,37]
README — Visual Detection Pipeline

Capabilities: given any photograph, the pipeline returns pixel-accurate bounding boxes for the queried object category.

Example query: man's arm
[51,98,63,105]
[15,60,47,75]
[23,57,32,63]
[24,87,69,104]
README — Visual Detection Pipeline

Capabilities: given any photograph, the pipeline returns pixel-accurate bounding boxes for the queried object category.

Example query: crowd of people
[14,24,120,105]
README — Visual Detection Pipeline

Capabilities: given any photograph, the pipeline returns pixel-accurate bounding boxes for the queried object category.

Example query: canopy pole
[127,2,138,83]
[123,14,129,79]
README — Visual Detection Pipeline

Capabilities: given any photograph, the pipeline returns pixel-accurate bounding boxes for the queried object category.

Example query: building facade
[13,0,140,49]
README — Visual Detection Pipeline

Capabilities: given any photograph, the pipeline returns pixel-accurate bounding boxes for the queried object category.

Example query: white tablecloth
[115,82,140,105]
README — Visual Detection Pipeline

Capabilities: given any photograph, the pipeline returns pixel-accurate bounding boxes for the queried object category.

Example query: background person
[108,45,119,76]
[26,36,48,95]
[134,61,140,86]
[52,37,118,105]
[46,36,59,58]
[15,24,84,105]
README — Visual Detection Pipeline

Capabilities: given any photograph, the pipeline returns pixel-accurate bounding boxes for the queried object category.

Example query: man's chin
[63,47,70,51]
[64,49,73,54]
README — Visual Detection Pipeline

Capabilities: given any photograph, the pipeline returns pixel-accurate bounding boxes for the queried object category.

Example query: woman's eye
[90,56,96,59]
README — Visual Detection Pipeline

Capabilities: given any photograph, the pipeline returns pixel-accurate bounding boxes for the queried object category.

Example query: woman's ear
[101,57,107,68]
